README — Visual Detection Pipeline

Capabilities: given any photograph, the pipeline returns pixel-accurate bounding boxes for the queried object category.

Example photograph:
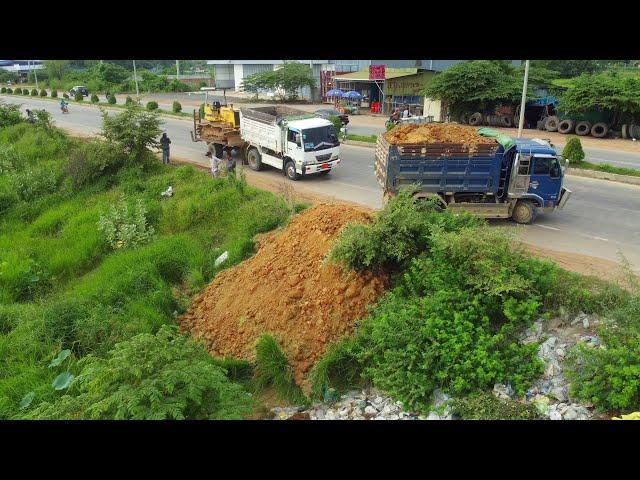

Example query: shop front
[383,70,436,115]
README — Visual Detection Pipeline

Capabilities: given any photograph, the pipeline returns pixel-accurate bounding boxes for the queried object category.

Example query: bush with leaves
[107,94,116,105]
[450,392,541,420]
[565,286,640,413]
[1,87,6,94]
[5,88,12,94]
[100,105,163,160]
[0,102,23,128]
[31,109,54,130]
[23,88,30,96]
[12,168,57,202]
[255,334,307,404]
[562,136,585,164]
[51,89,58,98]
[241,61,316,100]
[125,96,134,105]
[90,93,99,103]
[328,115,342,133]
[65,139,128,188]
[39,89,47,97]
[97,195,155,250]
[146,101,159,111]
[25,325,253,420]
[74,91,84,102]
[172,101,182,113]
[30,88,38,97]
[327,189,481,272]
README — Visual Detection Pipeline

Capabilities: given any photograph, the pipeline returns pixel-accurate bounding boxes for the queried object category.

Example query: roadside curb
[566,167,640,186]
[342,139,376,148]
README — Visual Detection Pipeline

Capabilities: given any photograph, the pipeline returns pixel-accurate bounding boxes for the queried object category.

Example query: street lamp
[517,60,530,138]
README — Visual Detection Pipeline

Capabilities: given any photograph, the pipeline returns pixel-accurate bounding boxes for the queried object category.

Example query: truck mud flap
[557,187,572,209]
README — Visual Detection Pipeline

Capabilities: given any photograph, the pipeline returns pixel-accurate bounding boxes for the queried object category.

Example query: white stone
[364,405,378,415]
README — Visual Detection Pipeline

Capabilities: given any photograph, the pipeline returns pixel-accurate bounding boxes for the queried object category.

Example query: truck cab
[506,138,571,223]
[284,118,341,179]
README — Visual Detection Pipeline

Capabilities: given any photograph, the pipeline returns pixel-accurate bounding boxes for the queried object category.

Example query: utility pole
[176,60,180,80]
[517,60,530,138]
[33,60,39,90]
[132,60,140,99]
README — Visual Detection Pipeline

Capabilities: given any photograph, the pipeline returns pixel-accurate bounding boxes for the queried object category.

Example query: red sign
[369,65,386,80]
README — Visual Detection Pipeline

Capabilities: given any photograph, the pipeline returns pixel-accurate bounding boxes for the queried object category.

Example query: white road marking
[535,224,561,231]
[591,236,609,242]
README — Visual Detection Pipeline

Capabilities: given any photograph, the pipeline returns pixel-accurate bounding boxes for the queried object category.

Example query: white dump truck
[239,106,341,180]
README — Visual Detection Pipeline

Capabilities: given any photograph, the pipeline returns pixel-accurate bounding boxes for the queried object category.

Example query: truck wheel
[468,112,483,126]
[575,121,592,136]
[622,124,628,139]
[557,119,575,134]
[590,122,609,138]
[501,115,513,127]
[544,116,559,132]
[246,147,262,171]
[512,200,536,225]
[285,161,299,181]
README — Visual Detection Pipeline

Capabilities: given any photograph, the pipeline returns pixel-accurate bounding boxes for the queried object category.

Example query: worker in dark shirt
[160,133,171,164]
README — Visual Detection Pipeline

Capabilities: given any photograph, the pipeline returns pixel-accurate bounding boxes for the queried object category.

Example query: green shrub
[5,88,12,94]
[51,89,57,98]
[100,106,162,159]
[30,89,38,97]
[65,139,127,188]
[12,168,57,201]
[172,101,182,113]
[566,288,640,413]
[74,92,83,102]
[199,103,205,119]
[39,89,47,97]
[23,89,30,96]
[97,195,155,250]
[146,101,159,111]
[107,94,116,105]
[450,392,541,420]
[0,103,23,128]
[125,96,134,106]
[327,189,481,272]
[25,325,253,420]
[1,87,6,94]
[90,94,99,103]
[562,136,585,163]
[63,93,69,99]
[255,334,307,404]
[32,109,54,130]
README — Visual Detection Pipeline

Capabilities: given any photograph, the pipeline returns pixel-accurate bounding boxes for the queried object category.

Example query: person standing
[160,133,171,165]
[207,144,222,178]
[226,148,238,178]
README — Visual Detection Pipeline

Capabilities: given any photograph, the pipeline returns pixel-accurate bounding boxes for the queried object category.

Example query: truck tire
[513,115,520,128]
[544,116,559,132]
[557,119,575,134]
[460,113,470,124]
[622,124,629,139]
[575,121,592,136]
[590,122,609,138]
[501,115,513,127]
[246,147,263,171]
[512,200,536,224]
[285,160,299,181]
[468,112,483,126]
[631,124,640,139]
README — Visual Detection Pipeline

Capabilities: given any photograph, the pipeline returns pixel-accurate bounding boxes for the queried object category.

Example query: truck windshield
[301,126,339,152]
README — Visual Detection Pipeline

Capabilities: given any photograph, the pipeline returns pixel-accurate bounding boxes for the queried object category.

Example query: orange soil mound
[179,204,387,391]
[384,123,496,146]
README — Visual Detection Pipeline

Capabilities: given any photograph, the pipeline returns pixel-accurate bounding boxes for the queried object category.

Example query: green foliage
[32,109,54,130]
[97,195,155,250]
[30,89,38,97]
[172,101,182,113]
[450,392,541,420]
[43,60,70,81]
[0,102,23,128]
[146,101,159,111]
[65,138,128,188]
[532,60,604,78]
[107,94,116,105]
[23,89,30,96]
[558,72,640,119]
[255,334,307,404]
[90,94,99,103]
[327,189,481,272]
[1,87,6,93]
[63,93,69,99]
[5,88,12,94]
[241,61,316,100]
[51,89,57,98]
[125,96,134,106]
[423,60,529,112]
[566,286,640,413]
[100,105,163,159]
[74,92,84,102]
[26,325,253,419]
[328,115,342,133]
[39,89,47,97]
[562,136,585,163]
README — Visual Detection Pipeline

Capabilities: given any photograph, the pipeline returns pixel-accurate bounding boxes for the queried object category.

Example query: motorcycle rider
[60,98,68,113]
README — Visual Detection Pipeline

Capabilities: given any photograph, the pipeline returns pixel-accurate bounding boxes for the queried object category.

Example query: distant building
[0,60,44,81]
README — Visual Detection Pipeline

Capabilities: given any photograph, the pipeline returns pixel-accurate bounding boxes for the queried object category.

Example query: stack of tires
[622,124,640,140]
[548,116,611,138]
[458,112,515,128]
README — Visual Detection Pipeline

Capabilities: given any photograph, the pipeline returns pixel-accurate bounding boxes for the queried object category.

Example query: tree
[90,62,131,85]
[100,105,163,160]
[531,60,604,78]
[0,101,23,127]
[558,72,640,124]
[241,61,316,100]
[43,60,70,80]
[422,60,529,114]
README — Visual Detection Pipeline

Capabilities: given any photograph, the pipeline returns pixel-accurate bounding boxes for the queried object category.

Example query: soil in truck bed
[384,123,496,148]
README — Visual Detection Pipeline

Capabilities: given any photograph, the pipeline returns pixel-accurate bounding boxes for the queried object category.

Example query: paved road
[3,95,638,272]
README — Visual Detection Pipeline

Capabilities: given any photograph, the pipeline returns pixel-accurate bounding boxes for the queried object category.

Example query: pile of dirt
[384,123,496,147]
[179,204,387,392]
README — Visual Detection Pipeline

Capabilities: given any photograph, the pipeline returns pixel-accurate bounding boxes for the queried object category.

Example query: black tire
[512,200,536,225]
[501,115,513,127]
[631,124,640,139]
[544,116,559,132]
[460,113,470,124]
[622,124,628,139]
[575,121,592,136]
[468,112,483,126]
[536,120,545,130]
[590,122,609,138]
[557,119,575,134]
[246,147,262,171]
[285,160,299,181]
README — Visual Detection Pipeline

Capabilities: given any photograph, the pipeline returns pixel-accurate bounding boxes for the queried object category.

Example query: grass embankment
[0,121,293,419]
[345,133,377,143]
[570,160,640,178]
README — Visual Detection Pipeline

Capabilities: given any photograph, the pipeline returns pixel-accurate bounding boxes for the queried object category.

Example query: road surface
[3,95,638,273]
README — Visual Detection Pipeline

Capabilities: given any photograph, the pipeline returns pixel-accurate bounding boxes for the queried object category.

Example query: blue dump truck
[374,128,572,224]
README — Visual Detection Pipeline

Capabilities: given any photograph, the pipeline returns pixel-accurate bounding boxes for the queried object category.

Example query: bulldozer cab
[203,103,239,127]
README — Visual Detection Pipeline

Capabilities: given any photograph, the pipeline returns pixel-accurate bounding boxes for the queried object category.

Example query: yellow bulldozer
[191,89,245,157]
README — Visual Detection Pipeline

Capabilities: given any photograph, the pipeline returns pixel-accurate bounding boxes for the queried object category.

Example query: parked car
[69,86,89,97]
[314,108,349,126]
